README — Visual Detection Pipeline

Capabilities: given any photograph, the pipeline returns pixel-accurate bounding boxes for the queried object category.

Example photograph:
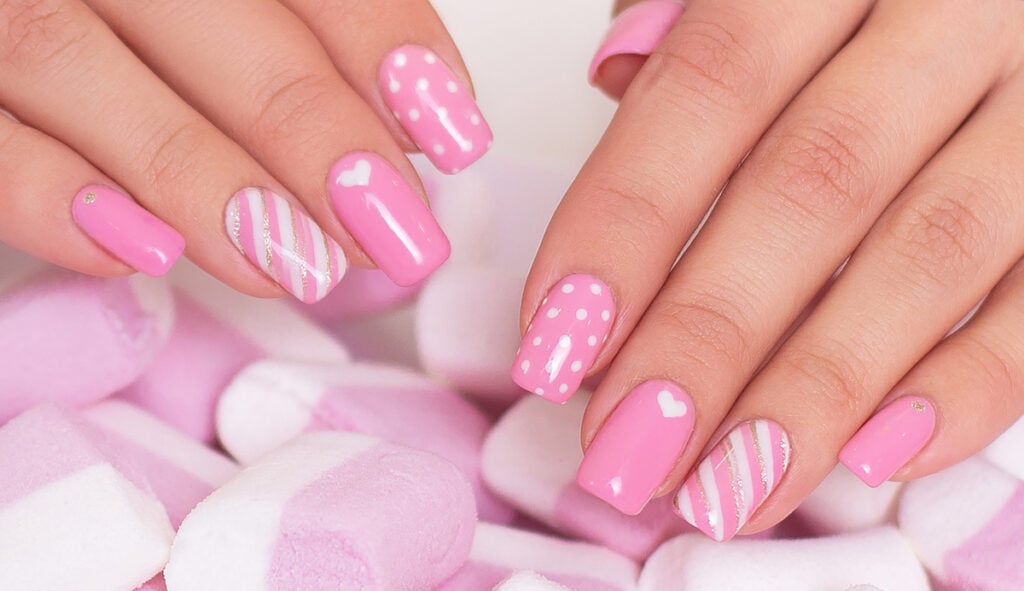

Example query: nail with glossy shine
[71,184,184,277]
[839,396,936,488]
[589,0,686,83]
[578,380,696,515]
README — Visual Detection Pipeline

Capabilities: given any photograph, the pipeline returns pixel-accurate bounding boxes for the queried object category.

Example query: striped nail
[225,188,347,304]
[674,420,790,542]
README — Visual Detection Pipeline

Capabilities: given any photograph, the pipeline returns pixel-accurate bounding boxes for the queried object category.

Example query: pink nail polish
[589,0,686,83]
[225,187,347,304]
[329,153,450,286]
[380,45,493,174]
[512,274,616,403]
[578,380,695,515]
[839,396,936,488]
[71,184,184,277]
[674,419,791,542]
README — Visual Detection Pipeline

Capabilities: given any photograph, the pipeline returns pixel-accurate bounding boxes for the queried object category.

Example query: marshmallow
[495,571,572,591]
[796,466,901,535]
[481,393,688,560]
[0,405,174,590]
[216,359,512,523]
[135,575,167,591]
[984,414,1024,481]
[439,523,639,591]
[899,457,1024,589]
[639,528,929,591]
[0,267,173,423]
[117,262,349,442]
[300,267,422,321]
[165,431,476,591]
[82,400,239,527]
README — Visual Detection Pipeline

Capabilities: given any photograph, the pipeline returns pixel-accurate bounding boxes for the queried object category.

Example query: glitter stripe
[260,189,274,277]
[320,228,332,298]
[232,201,244,255]
[723,437,746,526]
[751,422,770,499]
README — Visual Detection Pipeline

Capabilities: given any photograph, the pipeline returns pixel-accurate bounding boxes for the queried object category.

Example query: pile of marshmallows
[1,163,1022,591]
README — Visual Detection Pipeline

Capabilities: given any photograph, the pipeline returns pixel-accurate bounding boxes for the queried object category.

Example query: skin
[523,0,1024,533]
[0,0,472,292]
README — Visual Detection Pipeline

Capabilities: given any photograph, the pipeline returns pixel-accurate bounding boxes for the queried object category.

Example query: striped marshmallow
[225,188,346,304]
[675,420,791,542]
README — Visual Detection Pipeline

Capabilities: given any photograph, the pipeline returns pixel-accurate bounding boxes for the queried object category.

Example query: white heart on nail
[657,390,687,418]
[338,159,372,188]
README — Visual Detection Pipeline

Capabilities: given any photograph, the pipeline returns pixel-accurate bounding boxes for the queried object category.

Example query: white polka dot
[559,384,569,394]
[561,284,575,294]
[520,360,530,373]
[470,114,481,126]
[461,141,473,153]
[601,310,611,322]
[588,336,598,346]
[446,80,458,93]
[389,79,400,93]
[532,336,542,346]
[590,283,602,295]
[409,109,420,121]
[534,388,544,396]
[437,108,448,120]
[417,78,430,91]
[576,309,588,320]
[571,361,583,373]
[433,144,445,155]
[394,53,407,67]
[425,52,437,64]
[558,335,572,348]
[546,308,560,319]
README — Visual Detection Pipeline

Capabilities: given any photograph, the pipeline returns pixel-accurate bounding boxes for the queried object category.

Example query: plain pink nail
[511,274,616,403]
[380,45,493,175]
[839,396,936,488]
[588,0,686,83]
[71,184,184,277]
[578,380,695,515]
[329,153,450,286]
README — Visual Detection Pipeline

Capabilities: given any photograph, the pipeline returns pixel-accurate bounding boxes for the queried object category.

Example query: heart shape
[338,159,372,188]
[657,390,688,419]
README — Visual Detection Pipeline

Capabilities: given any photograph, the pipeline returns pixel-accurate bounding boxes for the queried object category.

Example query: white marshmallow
[495,571,572,591]
[797,466,901,534]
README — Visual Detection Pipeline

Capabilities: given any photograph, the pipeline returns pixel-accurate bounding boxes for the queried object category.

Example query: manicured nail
[225,187,346,304]
[674,419,791,542]
[578,380,695,515]
[380,45,493,174]
[839,396,936,488]
[71,184,184,277]
[512,274,616,403]
[589,0,686,83]
[329,153,450,287]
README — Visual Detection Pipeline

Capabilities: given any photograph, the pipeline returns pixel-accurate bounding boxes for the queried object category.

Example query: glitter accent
[912,401,926,412]
[291,206,306,298]
[83,192,97,205]
[260,190,274,276]
[231,201,244,254]
[751,422,770,498]
[320,228,332,287]
[696,472,714,535]
[723,438,746,525]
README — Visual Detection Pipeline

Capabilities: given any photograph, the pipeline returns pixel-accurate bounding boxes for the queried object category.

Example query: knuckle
[779,343,870,414]
[0,0,87,72]
[249,70,336,146]
[582,176,678,256]
[949,334,1020,402]
[652,288,754,370]
[132,119,209,191]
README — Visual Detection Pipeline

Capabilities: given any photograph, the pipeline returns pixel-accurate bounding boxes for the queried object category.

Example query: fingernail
[225,187,347,304]
[71,184,184,277]
[577,380,695,515]
[512,274,616,403]
[675,419,791,542]
[839,396,936,488]
[589,0,686,83]
[380,45,493,174]
[329,152,450,286]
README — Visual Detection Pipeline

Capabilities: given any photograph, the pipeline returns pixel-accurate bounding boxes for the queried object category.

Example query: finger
[0,112,181,277]
[282,0,493,174]
[0,0,346,302]
[577,0,1015,516]
[685,59,1024,541]
[589,0,686,99]
[515,0,872,400]
[840,256,1024,486]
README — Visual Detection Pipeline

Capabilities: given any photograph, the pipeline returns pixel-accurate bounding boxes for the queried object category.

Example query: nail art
[674,419,791,542]
[839,396,936,488]
[71,184,185,277]
[225,187,346,304]
[512,274,616,403]
[380,45,493,174]
[577,380,695,515]
[589,0,686,83]
[329,152,450,287]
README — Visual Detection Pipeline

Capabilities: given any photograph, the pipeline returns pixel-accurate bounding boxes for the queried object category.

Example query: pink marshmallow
[899,457,1024,589]
[135,575,167,591]
[438,523,639,591]
[481,393,689,560]
[0,405,174,589]
[299,267,422,321]
[116,262,349,442]
[216,360,512,523]
[165,432,476,591]
[796,467,901,535]
[0,266,173,423]
[82,400,239,527]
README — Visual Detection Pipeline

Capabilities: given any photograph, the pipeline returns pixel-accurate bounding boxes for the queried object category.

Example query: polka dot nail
[512,274,616,403]
[380,45,493,174]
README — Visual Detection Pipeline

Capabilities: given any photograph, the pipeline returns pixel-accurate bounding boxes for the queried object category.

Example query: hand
[0,0,491,299]
[513,0,1024,542]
